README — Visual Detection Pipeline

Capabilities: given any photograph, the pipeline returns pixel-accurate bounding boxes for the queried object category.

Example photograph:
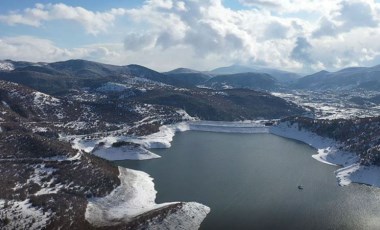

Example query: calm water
[117,131,380,230]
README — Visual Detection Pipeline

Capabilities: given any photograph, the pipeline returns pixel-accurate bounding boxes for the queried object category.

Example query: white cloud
[264,21,290,39]
[313,0,379,37]
[291,37,314,71]
[0,3,127,35]
[239,0,342,15]
[239,0,281,8]
[1,0,380,73]
[312,17,339,38]
[119,0,380,72]
[311,27,380,69]
[124,33,156,51]
[121,0,308,70]
[0,36,121,63]
[337,0,378,29]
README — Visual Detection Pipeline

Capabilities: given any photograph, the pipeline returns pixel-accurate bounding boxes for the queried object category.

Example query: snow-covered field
[272,91,380,119]
[85,167,210,228]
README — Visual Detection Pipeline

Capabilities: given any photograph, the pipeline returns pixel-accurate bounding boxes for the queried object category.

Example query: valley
[1,59,380,229]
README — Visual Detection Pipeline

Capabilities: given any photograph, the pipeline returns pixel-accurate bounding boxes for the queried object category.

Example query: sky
[0,0,380,73]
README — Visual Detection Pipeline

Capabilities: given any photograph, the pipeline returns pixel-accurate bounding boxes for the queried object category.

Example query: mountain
[0,60,177,94]
[294,65,380,90]
[124,64,170,83]
[163,68,213,88]
[202,72,278,91]
[164,68,201,74]
[210,65,301,82]
[0,76,305,229]
[0,60,41,71]
[0,59,305,122]
[48,59,120,78]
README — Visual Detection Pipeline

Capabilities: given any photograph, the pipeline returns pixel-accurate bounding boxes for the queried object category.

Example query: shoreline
[66,120,380,188]
[85,167,210,228]
[269,122,380,188]
[68,119,380,229]
[128,120,380,188]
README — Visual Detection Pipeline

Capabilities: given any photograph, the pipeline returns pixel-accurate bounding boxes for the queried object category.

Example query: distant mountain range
[163,68,213,88]
[0,59,305,121]
[209,65,301,83]
[1,59,380,92]
[294,65,380,90]
[0,60,293,92]
[201,72,278,91]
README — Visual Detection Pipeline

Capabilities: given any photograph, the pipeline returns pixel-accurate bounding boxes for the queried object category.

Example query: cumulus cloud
[239,0,281,8]
[0,3,127,35]
[312,27,380,69]
[125,0,266,65]
[337,0,378,30]
[264,22,290,40]
[120,0,380,72]
[0,36,121,62]
[313,0,379,38]
[1,0,380,73]
[312,17,339,38]
[239,0,342,15]
[124,33,156,51]
[291,37,314,65]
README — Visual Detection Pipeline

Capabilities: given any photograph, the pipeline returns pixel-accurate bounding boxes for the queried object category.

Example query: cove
[116,131,380,230]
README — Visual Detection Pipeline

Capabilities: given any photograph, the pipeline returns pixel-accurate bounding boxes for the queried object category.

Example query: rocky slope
[0,62,305,230]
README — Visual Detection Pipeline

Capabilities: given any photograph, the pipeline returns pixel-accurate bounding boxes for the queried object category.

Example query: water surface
[117,131,380,229]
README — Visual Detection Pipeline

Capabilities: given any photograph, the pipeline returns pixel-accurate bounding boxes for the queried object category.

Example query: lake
[116,131,380,229]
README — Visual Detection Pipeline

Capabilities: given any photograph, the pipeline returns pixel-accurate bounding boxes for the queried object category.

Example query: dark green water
[116,131,380,230]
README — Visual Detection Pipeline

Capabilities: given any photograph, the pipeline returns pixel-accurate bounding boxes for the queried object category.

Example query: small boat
[298,185,304,190]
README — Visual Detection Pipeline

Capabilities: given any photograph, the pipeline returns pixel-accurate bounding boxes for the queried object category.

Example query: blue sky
[1,0,380,72]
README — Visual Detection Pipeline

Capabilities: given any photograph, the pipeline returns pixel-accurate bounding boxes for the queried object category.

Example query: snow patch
[32,127,48,133]
[0,199,52,230]
[33,92,60,106]
[176,109,197,121]
[335,163,380,187]
[86,167,209,227]
[145,202,210,230]
[85,167,172,226]
[27,164,57,186]
[1,101,10,108]
[92,145,160,161]
[0,61,14,71]
[23,164,61,196]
